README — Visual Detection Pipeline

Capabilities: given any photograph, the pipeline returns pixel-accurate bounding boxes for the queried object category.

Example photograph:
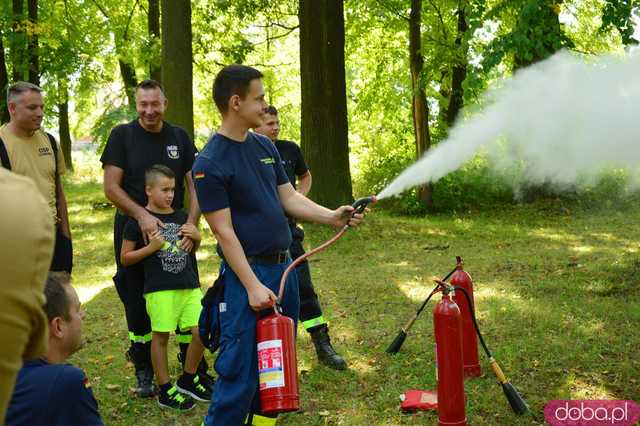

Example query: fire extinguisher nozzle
[501,382,529,415]
[385,330,407,354]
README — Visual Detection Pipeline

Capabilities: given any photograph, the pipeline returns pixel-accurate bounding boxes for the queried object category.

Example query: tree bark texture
[118,58,137,107]
[11,0,27,81]
[0,31,10,123]
[409,0,433,209]
[57,79,72,170]
[299,0,353,208]
[148,0,161,82]
[446,2,468,127]
[27,0,39,85]
[161,0,194,141]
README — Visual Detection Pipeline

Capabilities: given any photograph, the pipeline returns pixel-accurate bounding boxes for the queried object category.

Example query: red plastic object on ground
[256,308,299,414]
[451,258,482,378]
[434,290,467,426]
[400,390,438,412]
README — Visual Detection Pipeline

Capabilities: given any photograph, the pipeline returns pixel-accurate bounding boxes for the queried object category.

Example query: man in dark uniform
[254,106,347,370]
[100,80,205,397]
[6,273,104,426]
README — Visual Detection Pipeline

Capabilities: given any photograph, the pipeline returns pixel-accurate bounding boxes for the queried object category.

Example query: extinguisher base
[260,396,299,415]
[463,364,482,378]
[438,418,467,426]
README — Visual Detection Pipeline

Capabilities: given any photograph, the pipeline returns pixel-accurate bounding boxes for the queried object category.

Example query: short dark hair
[212,65,263,113]
[7,81,42,104]
[44,273,72,321]
[136,79,165,94]
[265,105,278,116]
[145,164,175,186]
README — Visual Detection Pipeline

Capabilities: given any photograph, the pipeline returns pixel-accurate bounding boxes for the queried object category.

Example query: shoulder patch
[194,171,205,179]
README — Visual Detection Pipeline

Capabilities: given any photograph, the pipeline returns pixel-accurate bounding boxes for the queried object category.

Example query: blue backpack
[198,274,225,353]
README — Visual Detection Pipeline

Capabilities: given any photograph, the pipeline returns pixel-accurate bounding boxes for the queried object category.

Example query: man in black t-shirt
[100,80,202,397]
[254,106,347,370]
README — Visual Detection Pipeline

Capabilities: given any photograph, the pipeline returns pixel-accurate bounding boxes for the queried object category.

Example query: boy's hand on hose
[248,283,277,311]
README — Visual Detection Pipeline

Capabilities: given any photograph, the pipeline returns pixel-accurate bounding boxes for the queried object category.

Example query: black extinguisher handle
[351,196,377,215]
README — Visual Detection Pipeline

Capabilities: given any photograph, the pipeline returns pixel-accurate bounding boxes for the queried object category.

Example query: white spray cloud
[377,49,640,200]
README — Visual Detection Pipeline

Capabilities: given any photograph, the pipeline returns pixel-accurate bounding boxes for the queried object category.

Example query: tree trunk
[118,58,137,107]
[57,79,73,170]
[161,0,193,140]
[0,31,10,123]
[11,0,27,81]
[409,0,433,210]
[148,0,161,82]
[27,0,38,85]
[299,0,353,208]
[446,1,468,127]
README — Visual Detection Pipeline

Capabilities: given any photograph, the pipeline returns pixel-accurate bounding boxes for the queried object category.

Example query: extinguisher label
[257,339,285,390]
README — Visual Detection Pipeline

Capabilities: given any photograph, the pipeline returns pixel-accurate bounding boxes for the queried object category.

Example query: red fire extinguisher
[451,256,482,378]
[434,283,467,426]
[255,196,376,414]
[256,306,299,414]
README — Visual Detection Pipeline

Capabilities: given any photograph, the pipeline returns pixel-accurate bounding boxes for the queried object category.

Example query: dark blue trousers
[204,261,299,426]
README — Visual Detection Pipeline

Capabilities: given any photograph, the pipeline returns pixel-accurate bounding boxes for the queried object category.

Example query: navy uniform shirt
[6,359,103,426]
[192,132,291,257]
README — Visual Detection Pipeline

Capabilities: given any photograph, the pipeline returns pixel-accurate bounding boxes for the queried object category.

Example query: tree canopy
[0,0,637,210]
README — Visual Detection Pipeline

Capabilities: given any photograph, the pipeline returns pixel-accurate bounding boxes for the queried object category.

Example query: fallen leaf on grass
[105,384,120,391]
[319,410,330,416]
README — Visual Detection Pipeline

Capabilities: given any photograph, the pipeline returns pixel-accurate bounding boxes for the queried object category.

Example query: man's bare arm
[296,171,312,197]
[185,172,201,225]
[56,180,71,238]
[278,183,363,228]
[103,165,163,240]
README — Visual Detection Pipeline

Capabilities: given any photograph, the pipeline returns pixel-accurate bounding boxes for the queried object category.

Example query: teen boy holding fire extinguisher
[193,64,365,425]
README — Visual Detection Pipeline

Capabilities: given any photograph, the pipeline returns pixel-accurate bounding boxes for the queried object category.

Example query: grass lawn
[66,177,639,425]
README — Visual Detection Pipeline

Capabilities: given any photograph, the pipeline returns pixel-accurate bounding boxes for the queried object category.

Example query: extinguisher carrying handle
[256,302,283,319]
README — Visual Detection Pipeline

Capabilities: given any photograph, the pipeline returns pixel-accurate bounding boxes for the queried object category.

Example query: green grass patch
[66,179,639,425]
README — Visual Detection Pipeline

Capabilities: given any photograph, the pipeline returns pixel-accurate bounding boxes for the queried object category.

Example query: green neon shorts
[144,288,203,332]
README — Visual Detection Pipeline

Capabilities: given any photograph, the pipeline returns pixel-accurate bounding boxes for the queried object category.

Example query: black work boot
[310,326,347,370]
[126,343,155,398]
[178,343,215,389]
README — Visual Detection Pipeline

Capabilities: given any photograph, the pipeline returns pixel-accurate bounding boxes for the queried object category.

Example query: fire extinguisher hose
[452,285,530,415]
[385,262,459,354]
[276,196,376,303]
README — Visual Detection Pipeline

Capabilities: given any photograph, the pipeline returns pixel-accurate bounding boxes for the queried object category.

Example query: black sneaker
[177,352,215,389]
[176,373,212,402]
[198,371,215,390]
[158,385,196,411]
